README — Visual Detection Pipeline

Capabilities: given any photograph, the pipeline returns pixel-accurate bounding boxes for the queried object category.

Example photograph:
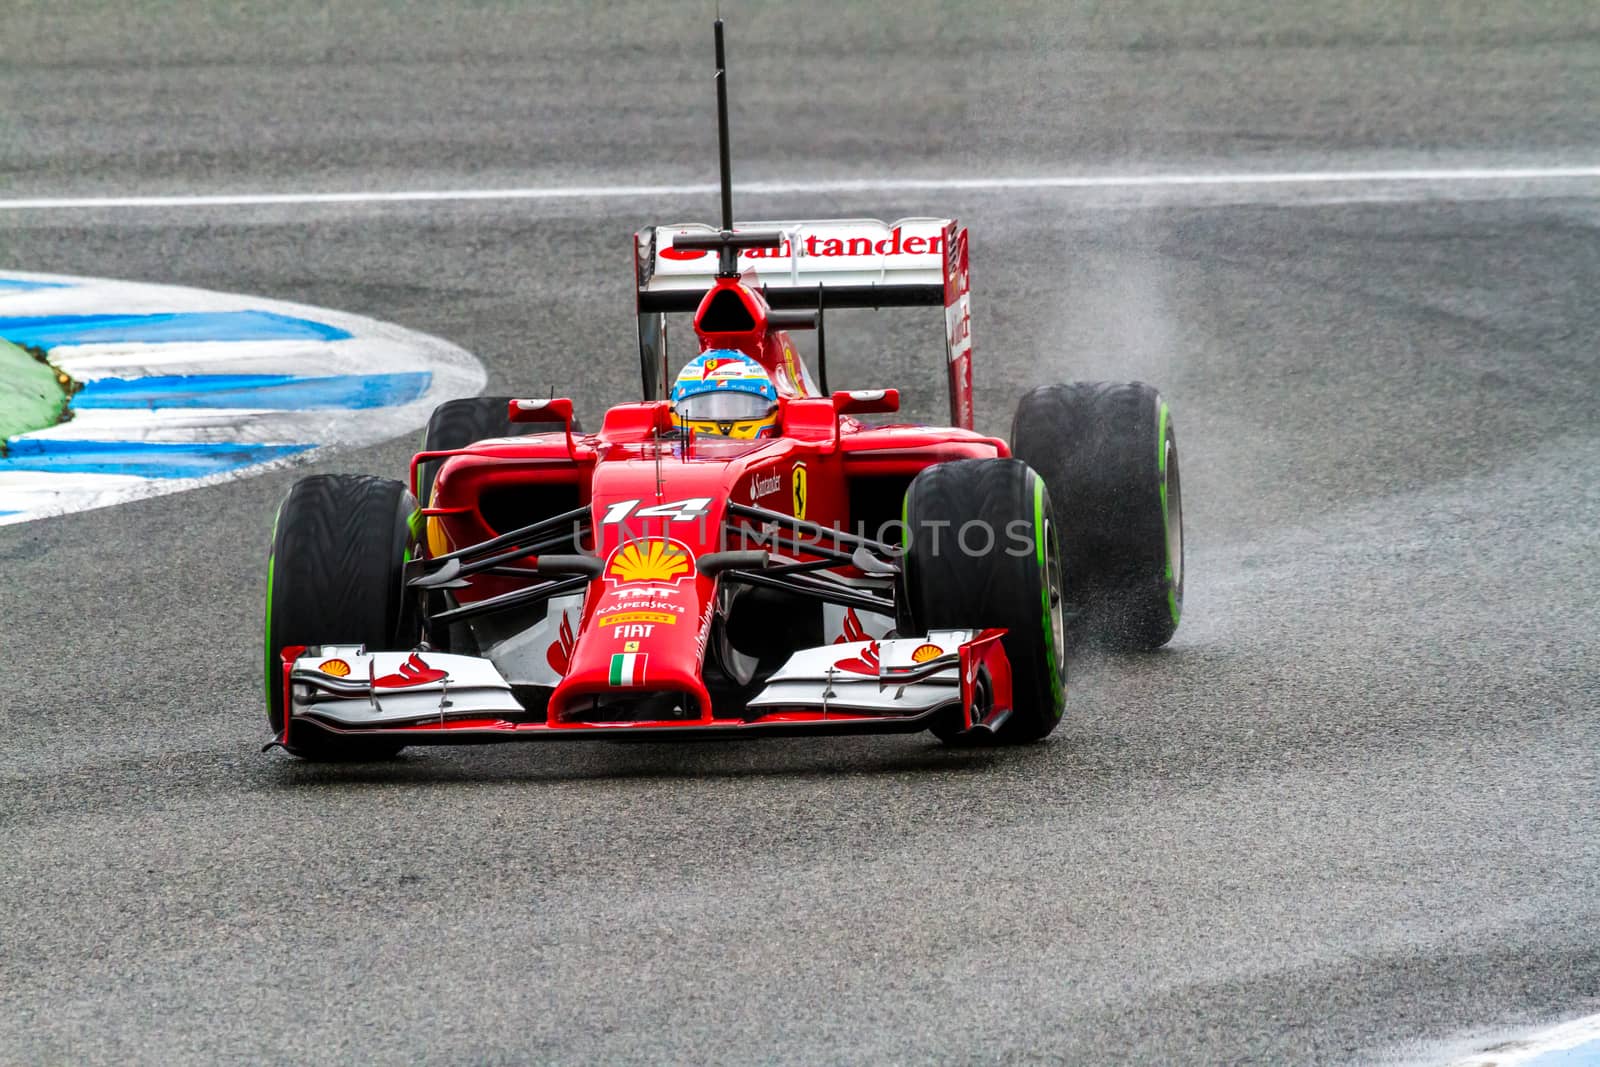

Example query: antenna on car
[672,20,784,275]
[714,18,736,273]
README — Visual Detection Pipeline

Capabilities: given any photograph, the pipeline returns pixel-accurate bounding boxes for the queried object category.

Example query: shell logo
[910,644,944,664]
[607,538,692,585]
[318,658,352,677]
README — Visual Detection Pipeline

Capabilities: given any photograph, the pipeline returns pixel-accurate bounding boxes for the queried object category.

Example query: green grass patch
[0,340,76,455]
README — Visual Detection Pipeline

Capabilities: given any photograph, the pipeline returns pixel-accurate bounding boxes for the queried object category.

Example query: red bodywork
[283,234,1012,746]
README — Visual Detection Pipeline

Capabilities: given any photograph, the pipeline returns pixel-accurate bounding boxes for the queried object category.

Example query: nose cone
[549,547,715,721]
[547,467,732,722]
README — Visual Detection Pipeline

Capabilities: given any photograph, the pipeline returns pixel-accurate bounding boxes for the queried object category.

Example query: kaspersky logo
[605,538,693,585]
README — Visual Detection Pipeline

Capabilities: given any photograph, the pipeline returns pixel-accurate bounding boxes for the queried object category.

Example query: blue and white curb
[1441,1013,1600,1067]
[0,269,484,525]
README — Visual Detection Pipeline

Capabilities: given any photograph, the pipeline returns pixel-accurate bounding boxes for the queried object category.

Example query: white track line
[3,166,1600,211]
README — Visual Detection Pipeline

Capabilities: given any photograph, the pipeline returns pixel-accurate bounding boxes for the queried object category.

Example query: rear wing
[633,217,975,428]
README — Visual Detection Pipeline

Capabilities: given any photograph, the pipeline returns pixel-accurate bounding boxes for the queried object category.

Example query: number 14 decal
[600,497,712,524]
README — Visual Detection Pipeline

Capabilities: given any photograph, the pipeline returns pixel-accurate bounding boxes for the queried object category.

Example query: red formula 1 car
[261,21,1184,760]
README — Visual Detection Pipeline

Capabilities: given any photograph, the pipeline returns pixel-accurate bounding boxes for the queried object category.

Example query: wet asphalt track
[2,2,1598,1063]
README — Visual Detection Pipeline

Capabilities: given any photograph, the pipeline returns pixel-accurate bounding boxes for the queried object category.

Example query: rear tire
[902,459,1066,745]
[1011,381,1183,650]
[414,396,555,508]
[264,474,420,761]
[414,395,581,654]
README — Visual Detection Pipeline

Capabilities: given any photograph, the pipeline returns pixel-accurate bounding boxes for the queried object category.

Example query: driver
[669,350,780,439]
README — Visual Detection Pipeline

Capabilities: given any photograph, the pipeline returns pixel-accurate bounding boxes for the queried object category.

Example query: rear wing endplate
[632,217,974,428]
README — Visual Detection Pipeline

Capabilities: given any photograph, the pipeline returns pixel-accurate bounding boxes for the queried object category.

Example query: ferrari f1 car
[262,20,1184,760]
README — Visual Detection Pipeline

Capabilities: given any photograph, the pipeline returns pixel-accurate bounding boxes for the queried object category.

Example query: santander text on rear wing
[633,217,976,428]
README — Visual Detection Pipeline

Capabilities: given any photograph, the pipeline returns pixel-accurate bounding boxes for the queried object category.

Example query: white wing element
[288,629,979,725]
[631,215,974,428]
[746,631,974,715]
[288,647,522,726]
[640,217,953,294]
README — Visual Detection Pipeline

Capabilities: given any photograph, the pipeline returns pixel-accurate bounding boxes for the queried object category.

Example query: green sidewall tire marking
[264,504,281,710]
[1157,399,1170,582]
[1034,475,1064,712]
[1157,400,1180,626]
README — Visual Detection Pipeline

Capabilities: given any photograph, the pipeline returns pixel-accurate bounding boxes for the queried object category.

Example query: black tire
[264,474,420,760]
[414,396,584,653]
[414,396,582,508]
[902,459,1066,745]
[1011,381,1183,651]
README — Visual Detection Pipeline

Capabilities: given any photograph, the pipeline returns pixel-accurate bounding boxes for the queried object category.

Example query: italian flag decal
[609,652,647,687]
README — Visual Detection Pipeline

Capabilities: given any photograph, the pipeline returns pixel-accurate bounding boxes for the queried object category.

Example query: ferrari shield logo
[791,463,807,520]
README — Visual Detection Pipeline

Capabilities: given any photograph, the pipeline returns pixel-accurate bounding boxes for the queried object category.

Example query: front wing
[276,630,1014,746]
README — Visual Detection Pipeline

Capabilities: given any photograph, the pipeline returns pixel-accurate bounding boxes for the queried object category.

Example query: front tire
[264,474,420,760]
[1011,381,1183,650]
[902,459,1066,744]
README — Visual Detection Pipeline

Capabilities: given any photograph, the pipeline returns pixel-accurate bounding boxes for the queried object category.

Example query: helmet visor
[676,389,775,422]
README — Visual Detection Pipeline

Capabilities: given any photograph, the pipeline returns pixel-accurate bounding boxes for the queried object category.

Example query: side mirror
[508,397,575,426]
[832,389,899,416]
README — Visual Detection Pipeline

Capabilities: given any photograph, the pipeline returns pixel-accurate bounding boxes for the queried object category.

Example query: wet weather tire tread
[1011,380,1183,650]
[265,474,419,761]
[903,459,1064,745]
